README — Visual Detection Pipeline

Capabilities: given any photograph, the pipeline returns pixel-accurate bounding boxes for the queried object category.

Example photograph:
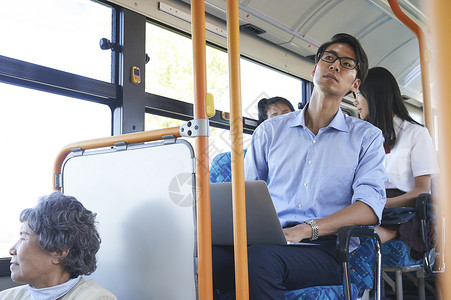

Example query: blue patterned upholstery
[285,238,376,299]
[210,150,247,183]
[349,238,377,291]
[381,240,422,268]
[217,284,359,300]
[285,284,359,300]
[218,284,359,300]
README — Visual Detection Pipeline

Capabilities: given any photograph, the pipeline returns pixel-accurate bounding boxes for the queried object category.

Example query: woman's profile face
[353,91,369,120]
[266,103,292,119]
[9,222,58,288]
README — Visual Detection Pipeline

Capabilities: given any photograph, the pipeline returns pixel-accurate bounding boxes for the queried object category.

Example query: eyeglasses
[318,51,359,70]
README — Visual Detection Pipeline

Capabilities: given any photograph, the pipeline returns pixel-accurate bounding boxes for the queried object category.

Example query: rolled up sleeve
[352,129,387,224]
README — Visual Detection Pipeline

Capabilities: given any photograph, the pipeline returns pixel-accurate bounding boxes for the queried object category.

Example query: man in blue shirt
[212,33,386,299]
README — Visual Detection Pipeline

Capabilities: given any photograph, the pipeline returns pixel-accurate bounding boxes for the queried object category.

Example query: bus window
[145,22,302,120]
[145,114,185,131]
[145,22,229,108]
[0,0,112,82]
[208,127,252,163]
[240,58,302,120]
[0,83,111,258]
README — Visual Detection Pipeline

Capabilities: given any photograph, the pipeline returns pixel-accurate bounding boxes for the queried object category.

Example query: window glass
[240,59,302,120]
[0,0,112,82]
[208,127,253,163]
[0,83,111,258]
[145,22,302,119]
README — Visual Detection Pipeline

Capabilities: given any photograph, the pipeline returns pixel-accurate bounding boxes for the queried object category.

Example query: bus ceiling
[111,0,428,108]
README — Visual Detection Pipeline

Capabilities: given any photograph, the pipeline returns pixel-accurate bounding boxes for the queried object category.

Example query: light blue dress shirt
[244,107,387,228]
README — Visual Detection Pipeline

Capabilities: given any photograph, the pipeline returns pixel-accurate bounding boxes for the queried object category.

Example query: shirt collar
[288,104,348,133]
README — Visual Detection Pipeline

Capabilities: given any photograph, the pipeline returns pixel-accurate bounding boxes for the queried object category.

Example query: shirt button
[304,182,308,187]
[308,160,312,165]
[312,140,316,144]
[297,203,302,208]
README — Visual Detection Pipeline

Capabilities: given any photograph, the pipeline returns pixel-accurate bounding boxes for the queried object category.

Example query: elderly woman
[0,192,117,300]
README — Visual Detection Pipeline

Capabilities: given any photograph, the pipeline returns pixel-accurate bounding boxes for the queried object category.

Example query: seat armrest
[415,193,431,220]
[336,226,382,300]
[336,226,380,263]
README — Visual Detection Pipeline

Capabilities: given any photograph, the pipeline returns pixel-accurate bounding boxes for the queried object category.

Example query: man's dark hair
[257,96,295,125]
[316,33,369,83]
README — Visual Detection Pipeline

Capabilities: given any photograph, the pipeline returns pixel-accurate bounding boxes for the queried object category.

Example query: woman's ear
[51,249,70,265]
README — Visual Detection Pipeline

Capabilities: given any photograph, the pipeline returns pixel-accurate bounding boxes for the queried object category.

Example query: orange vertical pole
[387,0,434,137]
[191,1,213,300]
[226,0,249,299]
[428,0,451,298]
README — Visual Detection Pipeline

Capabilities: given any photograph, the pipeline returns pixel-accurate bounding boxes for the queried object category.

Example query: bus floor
[382,274,439,300]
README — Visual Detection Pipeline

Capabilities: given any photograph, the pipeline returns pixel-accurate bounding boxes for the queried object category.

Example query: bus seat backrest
[210,149,247,183]
[61,140,197,300]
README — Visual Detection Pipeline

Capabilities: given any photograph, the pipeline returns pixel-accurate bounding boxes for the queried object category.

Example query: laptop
[210,180,316,246]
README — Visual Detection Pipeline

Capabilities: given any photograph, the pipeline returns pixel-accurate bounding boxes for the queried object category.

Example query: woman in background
[354,66,439,246]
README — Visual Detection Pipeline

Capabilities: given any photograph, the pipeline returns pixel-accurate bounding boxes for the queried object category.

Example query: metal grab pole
[428,1,451,299]
[226,0,249,299]
[387,0,434,138]
[191,1,213,300]
[52,127,181,190]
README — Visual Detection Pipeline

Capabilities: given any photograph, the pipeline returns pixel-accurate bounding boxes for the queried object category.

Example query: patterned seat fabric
[210,150,247,183]
[349,237,377,291]
[285,284,359,300]
[381,240,422,268]
[218,284,359,300]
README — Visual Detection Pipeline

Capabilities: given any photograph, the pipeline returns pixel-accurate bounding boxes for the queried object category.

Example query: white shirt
[385,115,439,192]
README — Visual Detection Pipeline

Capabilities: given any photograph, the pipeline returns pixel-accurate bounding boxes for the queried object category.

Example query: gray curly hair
[20,192,100,277]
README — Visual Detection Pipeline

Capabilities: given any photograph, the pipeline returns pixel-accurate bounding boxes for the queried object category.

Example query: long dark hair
[358,67,421,150]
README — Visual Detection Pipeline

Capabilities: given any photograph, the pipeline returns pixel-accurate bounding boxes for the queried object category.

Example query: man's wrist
[304,219,319,240]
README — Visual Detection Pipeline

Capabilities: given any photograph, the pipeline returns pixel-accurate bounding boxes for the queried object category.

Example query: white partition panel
[62,140,197,300]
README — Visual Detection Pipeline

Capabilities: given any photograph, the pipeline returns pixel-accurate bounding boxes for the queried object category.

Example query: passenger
[0,192,117,300]
[354,66,439,246]
[257,96,295,125]
[212,33,386,299]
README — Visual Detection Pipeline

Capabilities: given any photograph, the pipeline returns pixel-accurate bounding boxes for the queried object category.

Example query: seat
[210,150,247,183]
[380,193,445,300]
[210,152,383,300]
[286,228,382,300]
[61,140,198,299]
[214,228,382,300]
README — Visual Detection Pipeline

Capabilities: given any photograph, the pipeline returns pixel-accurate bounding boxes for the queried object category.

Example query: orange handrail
[226,0,249,299]
[191,1,213,299]
[387,0,433,137]
[428,1,451,298]
[52,127,181,190]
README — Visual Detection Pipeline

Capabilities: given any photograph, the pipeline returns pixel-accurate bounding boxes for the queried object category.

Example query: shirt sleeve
[244,124,269,182]
[410,126,439,177]
[352,128,387,225]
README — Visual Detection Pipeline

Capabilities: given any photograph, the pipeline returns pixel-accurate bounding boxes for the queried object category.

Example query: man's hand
[283,223,312,242]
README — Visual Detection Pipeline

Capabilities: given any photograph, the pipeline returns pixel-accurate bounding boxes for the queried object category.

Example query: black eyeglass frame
[318,51,360,70]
